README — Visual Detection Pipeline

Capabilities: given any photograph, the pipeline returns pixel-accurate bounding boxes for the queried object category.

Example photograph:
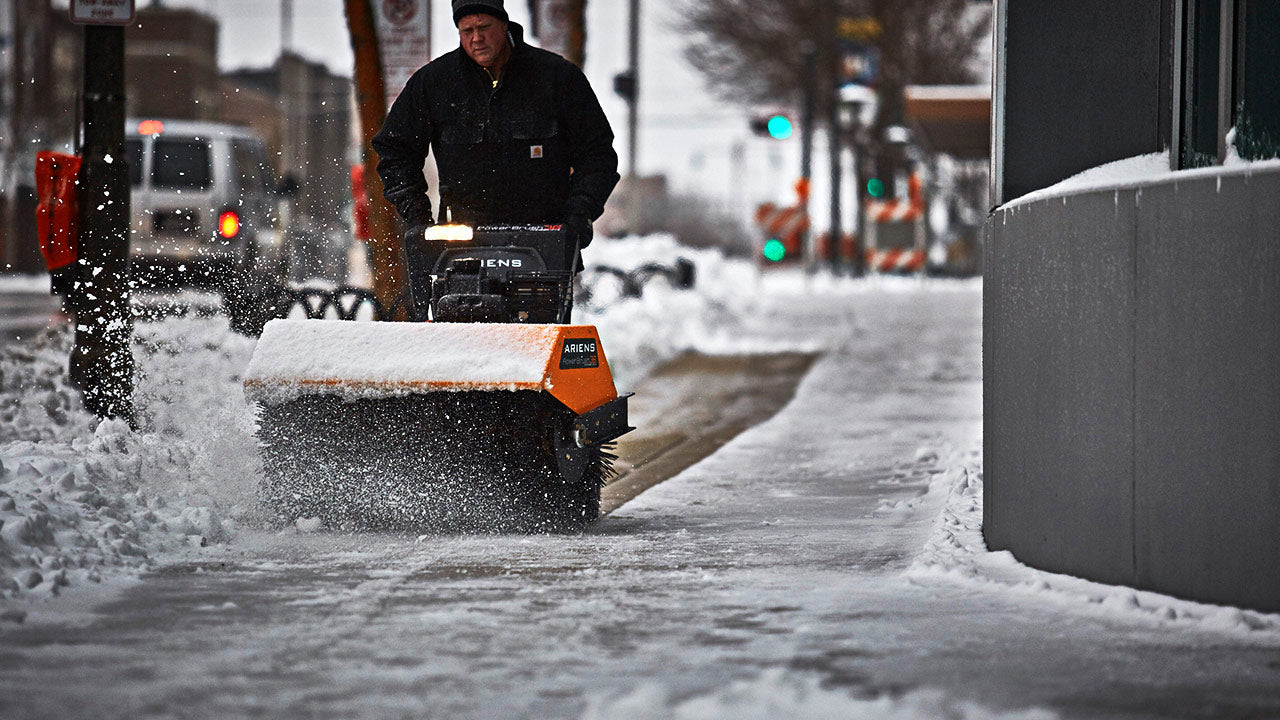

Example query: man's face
[458,13,508,68]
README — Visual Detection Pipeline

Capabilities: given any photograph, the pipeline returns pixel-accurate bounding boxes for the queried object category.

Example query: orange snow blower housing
[244,224,631,533]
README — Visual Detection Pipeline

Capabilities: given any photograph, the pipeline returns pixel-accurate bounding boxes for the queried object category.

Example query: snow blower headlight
[424,224,474,242]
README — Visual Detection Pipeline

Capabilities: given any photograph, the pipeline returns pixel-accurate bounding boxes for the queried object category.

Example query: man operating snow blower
[373,0,619,313]
[242,0,631,534]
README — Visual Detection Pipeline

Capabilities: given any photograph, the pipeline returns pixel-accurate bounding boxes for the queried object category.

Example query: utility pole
[824,0,842,274]
[625,0,639,176]
[281,0,293,54]
[73,22,135,423]
[345,0,407,317]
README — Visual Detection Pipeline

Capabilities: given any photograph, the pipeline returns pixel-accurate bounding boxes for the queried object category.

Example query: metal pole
[281,0,294,55]
[799,44,816,269]
[73,25,134,423]
[626,0,640,176]
[853,138,867,276]
[825,1,841,274]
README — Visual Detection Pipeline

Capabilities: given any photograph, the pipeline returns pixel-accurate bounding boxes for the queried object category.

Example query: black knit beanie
[453,0,508,25]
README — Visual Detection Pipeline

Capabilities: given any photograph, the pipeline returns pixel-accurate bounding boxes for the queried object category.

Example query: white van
[124,118,291,287]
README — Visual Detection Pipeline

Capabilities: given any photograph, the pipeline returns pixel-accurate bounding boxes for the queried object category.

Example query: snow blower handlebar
[406,224,582,324]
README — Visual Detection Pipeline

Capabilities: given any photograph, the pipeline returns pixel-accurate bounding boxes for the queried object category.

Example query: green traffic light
[867,178,885,198]
[766,115,793,140]
[762,238,787,262]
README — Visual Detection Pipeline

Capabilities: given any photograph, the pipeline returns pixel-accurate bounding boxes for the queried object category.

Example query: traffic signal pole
[73,24,135,424]
[799,44,817,270]
[625,0,640,176]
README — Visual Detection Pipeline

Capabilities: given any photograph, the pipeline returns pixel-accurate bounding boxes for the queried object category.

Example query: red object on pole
[34,151,83,272]
[350,164,371,241]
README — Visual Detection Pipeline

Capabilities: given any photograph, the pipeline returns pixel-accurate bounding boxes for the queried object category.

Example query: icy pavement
[2,240,1280,718]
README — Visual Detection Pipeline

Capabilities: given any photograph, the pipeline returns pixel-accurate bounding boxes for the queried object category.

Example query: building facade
[0,3,356,280]
[985,0,1280,612]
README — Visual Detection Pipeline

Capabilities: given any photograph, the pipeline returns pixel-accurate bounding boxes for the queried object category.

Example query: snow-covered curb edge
[908,463,1280,639]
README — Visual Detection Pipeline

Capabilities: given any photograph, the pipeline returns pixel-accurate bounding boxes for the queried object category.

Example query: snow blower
[243,224,632,532]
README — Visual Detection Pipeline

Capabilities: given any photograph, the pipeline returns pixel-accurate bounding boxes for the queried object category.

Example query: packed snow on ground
[581,668,1056,720]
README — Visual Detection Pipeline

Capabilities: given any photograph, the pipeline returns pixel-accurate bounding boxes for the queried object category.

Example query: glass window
[1181,0,1221,168]
[152,138,212,190]
[1237,0,1280,160]
[124,139,144,187]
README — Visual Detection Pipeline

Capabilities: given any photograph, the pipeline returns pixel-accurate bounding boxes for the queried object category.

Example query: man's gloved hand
[403,218,434,245]
[565,213,594,250]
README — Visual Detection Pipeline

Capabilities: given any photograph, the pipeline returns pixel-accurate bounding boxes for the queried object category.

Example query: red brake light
[218,210,240,239]
[137,120,164,136]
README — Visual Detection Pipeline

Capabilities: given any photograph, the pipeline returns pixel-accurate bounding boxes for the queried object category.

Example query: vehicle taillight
[218,210,240,239]
[137,119,164,136]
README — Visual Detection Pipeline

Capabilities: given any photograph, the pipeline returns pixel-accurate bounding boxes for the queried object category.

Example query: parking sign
[70,0,136,26]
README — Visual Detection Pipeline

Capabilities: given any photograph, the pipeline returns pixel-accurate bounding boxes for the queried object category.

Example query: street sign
[837,16,883,42]
[839,41,881,86]
[376,0,432,108]
[70,0,136,26]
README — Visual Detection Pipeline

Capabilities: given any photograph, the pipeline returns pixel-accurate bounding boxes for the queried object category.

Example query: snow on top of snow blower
[243,320,617,412]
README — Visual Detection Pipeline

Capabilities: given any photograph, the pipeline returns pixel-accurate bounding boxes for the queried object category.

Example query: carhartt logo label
[530,145,544,159]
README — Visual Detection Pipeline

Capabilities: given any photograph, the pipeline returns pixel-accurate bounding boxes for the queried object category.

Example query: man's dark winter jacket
[372,23,619,228]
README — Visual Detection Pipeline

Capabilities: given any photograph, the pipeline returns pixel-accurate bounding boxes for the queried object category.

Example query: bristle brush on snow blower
[243,224,632,532]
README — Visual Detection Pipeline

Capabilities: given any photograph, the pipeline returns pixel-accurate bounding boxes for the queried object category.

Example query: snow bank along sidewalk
[913,462,1280,637]
[0,321,254,622]
[0,236,762,621]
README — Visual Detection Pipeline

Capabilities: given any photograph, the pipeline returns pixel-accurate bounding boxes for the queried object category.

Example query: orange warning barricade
[34,151,82,272]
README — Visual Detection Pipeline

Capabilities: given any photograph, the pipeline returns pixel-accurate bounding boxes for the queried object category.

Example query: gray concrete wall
[994,0,1171,206]
[984,165,1280,612]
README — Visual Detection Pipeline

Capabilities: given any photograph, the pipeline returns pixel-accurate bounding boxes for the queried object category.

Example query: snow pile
[1,319,261,621]
[580,234,773,386]
[582,668,1057,720]
[908,455,1280,638]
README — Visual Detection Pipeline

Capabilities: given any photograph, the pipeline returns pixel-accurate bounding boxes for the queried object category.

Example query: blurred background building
[0,0,81,274]
[0,1,355,279]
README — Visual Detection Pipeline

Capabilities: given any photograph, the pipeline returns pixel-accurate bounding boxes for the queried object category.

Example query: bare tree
[681,0,989,128]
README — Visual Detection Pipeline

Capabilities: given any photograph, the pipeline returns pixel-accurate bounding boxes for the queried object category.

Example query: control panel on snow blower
[404,224,577,324]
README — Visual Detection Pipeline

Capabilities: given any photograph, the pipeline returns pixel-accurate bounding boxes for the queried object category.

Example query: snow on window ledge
[1000,151,1280,212]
